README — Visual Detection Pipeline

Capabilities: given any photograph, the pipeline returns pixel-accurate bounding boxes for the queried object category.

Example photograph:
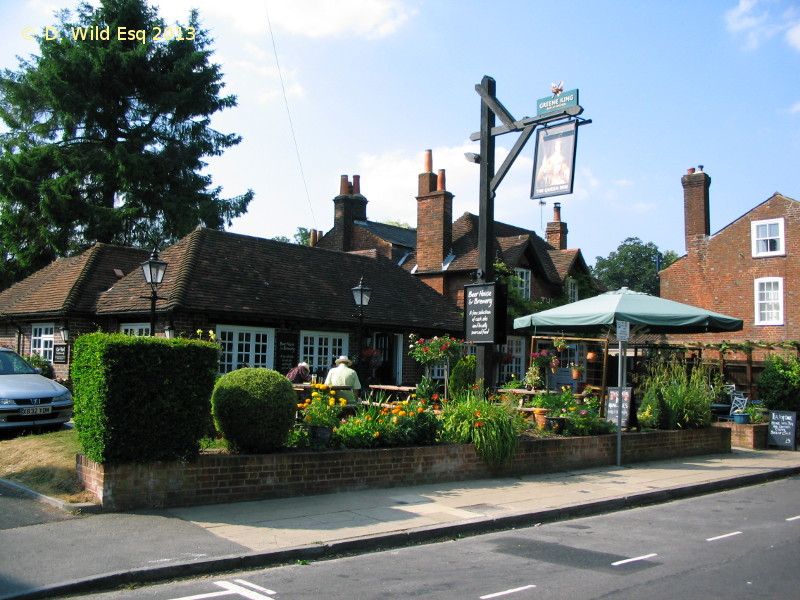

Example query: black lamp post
[140,249,168,336]
[351,277,373,363]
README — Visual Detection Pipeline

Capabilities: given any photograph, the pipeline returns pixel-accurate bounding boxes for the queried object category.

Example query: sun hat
[298,362,309,368]
[335,355,352,366]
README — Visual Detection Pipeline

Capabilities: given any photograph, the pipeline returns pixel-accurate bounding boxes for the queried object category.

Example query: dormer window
[513,268,531,300]
[751,218,785,257]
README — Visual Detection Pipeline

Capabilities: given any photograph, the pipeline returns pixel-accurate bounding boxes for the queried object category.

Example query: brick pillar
[682,166,711,252]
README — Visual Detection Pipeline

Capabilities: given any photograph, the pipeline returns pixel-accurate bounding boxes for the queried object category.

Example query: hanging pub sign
[531,120,578,200]
[464,282,507,344]
[536,88,579,116]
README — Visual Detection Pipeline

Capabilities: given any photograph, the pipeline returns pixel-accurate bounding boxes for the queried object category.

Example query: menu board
[768,411,797,450]
[464,282,507,344]
[605,387,632,427]
[276,333,298,376]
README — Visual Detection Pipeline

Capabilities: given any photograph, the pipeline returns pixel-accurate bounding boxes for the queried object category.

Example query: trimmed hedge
[71,333,219,464]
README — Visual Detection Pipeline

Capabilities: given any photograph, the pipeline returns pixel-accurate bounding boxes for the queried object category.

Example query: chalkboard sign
[768,411,797,450]
[276,333,299,376]
[464,282,507,344]
[605,387,632,427]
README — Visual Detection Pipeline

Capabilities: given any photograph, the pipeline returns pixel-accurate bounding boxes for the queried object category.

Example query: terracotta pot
[533,407,548,430]
[586,352,598,361]
[571,369,582,380]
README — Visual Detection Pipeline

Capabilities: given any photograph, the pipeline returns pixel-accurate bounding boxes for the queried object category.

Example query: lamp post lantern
[140,249,168,336]
[351,277,373,364]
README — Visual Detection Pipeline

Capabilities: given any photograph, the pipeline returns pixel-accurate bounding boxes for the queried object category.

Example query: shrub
[440,387,518,466]
[24,353,55,379]
[636,356,717,429]
[211,368,296,453]
[757,355,800,413]
[449,355,477,397]
[333,395,439,449]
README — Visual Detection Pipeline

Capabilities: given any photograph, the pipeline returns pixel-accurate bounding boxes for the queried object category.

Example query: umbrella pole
[616,339,627,467]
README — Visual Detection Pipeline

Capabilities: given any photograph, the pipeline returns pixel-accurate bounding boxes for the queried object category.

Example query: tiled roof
[356,221,416,249]
[0,244,148,317]
[96,227,464,333]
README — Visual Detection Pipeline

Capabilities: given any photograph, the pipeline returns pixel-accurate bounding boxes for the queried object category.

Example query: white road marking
[706,531,742,541]
[480,584,537,599]
[786,515,800,521]
[611,553,658,566]
[169,579,276,600]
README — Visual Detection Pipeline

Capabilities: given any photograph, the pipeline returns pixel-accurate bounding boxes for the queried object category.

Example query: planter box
[77,428,731,512]
[712,422,768,449]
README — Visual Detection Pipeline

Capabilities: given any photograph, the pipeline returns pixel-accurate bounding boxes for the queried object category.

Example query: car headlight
[0,398,16,405]
[53,391,72,403]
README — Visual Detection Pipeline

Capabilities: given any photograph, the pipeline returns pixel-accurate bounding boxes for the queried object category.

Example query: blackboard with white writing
[605,387,632,427]
[276,333,299,376]
[464,282,507,344]
[768,411,797,450]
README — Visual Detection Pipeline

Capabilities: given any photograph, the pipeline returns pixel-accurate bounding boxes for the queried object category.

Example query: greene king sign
[536,89,579,116]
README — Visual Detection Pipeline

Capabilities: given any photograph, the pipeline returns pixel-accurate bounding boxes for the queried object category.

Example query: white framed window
[751,218,785,257]
[31,323,55,361]
[300,330,348,375]
[754,277,783,325]
[499,336,526,383]
[216,325,275,373]
[566,278,578,303]
[513,268,531,300]
[121,323,150,336]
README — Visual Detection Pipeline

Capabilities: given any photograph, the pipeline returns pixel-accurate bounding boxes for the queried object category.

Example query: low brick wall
[712,422,768,449]
[77,428,731,512]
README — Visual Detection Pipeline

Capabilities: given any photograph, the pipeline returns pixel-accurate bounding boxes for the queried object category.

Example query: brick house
[0,227,463,385]
[314,150,601,382]
[660,166,799,345]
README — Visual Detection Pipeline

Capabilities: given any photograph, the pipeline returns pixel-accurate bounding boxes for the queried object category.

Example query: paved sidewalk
[3,448,800,600]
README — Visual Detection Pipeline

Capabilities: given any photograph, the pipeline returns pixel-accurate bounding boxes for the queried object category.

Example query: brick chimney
[332,174,368,251]
[681,166,711,252]
[416,150,453,274]
[546,202,568,250]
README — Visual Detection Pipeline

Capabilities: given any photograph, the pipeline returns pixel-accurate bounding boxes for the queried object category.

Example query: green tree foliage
[272,227,311,246]
[592,237,678,295]
[756,354,800,413]
[0,0,253,288]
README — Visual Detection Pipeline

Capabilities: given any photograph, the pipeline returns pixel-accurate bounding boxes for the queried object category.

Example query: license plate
[20,406,52,416]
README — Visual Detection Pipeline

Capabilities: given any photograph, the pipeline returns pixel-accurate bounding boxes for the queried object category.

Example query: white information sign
[616,320,630,342]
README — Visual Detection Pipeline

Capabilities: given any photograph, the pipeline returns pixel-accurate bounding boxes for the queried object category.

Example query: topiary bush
[757,354,800,413]
[449,354,477,398]
[211,368,296,453]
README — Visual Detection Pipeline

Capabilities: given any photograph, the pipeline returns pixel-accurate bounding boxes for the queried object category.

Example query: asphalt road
[73,475,800,600]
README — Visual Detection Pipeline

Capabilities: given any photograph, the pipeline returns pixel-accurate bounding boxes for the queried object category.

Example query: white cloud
[786,22,800,50]
[788,101,800,114]
[724,0,800,51]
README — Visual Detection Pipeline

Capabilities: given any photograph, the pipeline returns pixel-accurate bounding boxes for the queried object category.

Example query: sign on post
[768,411,797,450]
[616,320,630,342]
[606,387,632,428]
[531,121,578,199]
[464,282,507,344]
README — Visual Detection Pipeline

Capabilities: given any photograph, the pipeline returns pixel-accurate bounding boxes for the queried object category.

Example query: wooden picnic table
[367,384,417,403]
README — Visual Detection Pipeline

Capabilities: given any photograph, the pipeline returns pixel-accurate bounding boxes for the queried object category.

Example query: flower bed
[77,427,731,512]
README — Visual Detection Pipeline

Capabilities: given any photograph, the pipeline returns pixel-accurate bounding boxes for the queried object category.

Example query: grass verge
[0,428,97,503]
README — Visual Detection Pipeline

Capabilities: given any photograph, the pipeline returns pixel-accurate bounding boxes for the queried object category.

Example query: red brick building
[660,166,799,344]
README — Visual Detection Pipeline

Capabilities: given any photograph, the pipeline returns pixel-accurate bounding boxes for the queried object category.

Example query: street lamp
[351,277,373,364]
[140,249,168,336]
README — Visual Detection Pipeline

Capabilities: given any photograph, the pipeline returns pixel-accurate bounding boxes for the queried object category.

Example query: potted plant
[732,408,750,424]
[569,362,584,380]
[554,337,568,353]
[299,384,348,444]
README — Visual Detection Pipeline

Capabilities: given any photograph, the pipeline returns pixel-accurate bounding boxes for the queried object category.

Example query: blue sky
[3,0,799,266]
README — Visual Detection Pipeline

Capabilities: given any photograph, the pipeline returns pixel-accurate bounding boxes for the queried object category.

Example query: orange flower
[475,421,485,428]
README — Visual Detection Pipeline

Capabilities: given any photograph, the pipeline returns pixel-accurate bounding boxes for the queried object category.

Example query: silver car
[0,347,73,430]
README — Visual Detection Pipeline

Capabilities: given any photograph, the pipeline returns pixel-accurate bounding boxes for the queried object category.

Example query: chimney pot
[424,149,433,173]
[437,169,446,191]
[339,174,350,195]
[553,202,562,222]
[687,167,696,175]
[352,175,360,195]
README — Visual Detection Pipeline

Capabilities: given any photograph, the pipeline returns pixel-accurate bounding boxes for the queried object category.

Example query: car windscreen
[0,352,38,375]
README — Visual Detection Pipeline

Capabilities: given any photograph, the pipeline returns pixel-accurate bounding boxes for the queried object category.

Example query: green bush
[756,355,800,412]
[449,354,477,397]
[440,387,518,467]
[636,356,717,429]
[333,395,439,449]
[24,353,55,379]
[71,333,219,464]
[211,368,296,453]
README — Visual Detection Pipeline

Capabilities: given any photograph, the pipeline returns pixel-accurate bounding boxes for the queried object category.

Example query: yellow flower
[398,410,407,416]
[373,431,380,437]
[339,398,347,407]
[392,416,398,424]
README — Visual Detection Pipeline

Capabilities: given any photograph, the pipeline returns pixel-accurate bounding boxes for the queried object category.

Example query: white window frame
[566,278,578,303]
[754,277,783,325]
[216,325,275,373]
[121,323,150,336]
[300,330,349,376]
[31,323,55,362]
[751,218,785,258]
[513,268,532,300]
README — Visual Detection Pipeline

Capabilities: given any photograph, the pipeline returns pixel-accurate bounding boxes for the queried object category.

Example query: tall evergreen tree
[0,0,253,288]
